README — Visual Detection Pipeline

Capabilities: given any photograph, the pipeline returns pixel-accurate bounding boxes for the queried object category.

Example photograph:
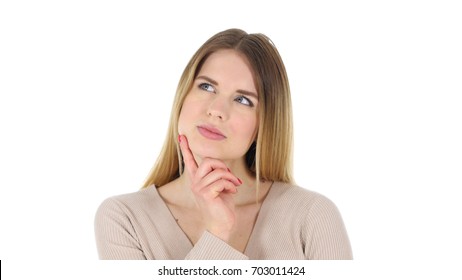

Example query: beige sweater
[94,181,352,260]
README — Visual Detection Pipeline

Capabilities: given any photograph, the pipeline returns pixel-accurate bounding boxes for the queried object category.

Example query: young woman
[95,28,352,260]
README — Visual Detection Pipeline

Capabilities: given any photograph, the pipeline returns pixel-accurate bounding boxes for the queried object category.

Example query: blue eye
[199,83,215,93]
[235,96,253,107]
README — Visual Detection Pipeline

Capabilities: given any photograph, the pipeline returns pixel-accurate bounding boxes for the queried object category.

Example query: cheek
[177,107,188,134]
[178,98,199,133]
[232,114,258,142]
[249,118,259,140]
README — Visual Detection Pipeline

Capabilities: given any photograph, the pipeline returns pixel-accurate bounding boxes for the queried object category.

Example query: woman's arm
[95,197,249,260]
[94,197,147,260]
[185,231,249,260]
[302,195,353,260]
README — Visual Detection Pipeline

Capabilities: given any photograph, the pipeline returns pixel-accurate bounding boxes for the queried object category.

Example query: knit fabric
[95,181,352,260]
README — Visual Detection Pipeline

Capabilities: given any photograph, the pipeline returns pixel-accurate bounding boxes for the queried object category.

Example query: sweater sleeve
[303,195,353,260]
[94,197,147,260]
[185,231,249,260]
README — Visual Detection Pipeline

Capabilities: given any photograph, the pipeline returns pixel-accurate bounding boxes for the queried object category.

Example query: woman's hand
[178,135,242,242]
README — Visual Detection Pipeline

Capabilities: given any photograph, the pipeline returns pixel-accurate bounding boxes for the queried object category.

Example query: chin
[194,146,227,160]
[189,143,226,161]
[188,134,245,161]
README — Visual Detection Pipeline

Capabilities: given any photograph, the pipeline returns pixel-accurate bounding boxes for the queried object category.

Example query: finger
[178,135,198,178]
[195,169,242,191]
[195,157,230,180]
[198,179,238,199]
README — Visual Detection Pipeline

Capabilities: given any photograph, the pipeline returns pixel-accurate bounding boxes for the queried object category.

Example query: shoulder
[95,185,160,219]
[269,182,352,259]
[269,181,337,211]
[94,186,161,260]
[266,181,344,224]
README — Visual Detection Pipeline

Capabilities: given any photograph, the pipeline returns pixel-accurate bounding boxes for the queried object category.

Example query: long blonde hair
[142,28,293,188]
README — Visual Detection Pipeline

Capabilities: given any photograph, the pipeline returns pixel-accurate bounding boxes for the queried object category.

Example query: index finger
[178,135,198,178]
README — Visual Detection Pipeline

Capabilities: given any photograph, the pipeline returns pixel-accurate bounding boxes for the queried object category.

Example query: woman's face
[178,49,259,162]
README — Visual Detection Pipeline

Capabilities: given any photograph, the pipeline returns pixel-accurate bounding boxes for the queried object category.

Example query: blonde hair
[142,28,293,188]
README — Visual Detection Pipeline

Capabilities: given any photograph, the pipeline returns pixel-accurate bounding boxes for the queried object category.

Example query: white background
[1,0,461,279]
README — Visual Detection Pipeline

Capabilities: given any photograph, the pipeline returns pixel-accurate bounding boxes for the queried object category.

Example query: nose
[207,96,229,121]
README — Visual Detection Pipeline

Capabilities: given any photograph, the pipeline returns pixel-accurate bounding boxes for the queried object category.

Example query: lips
[197,125,226,140]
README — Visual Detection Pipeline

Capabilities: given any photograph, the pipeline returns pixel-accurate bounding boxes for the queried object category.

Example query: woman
[95,28,352,260]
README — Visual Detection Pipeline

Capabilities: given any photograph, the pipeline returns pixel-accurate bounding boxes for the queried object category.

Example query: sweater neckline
[149,180,278,256]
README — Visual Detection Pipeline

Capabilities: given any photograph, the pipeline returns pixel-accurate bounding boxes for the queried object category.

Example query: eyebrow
[196,75,259,100]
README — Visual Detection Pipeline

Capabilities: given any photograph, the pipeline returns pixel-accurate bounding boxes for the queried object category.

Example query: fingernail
[238,178,242,185]
[227,168,231,172]
[178,135,181,143]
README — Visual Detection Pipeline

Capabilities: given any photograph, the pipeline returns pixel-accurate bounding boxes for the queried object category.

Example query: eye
[199,83,215,93]
[235,96,254,107]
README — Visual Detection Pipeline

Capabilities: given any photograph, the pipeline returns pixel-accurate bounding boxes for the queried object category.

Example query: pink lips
[197,125,226,140]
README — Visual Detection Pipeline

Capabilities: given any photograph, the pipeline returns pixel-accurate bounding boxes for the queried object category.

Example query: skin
[178,49,259,164]
[160,49,271,250]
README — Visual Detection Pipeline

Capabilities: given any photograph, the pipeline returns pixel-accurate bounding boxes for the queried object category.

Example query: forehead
[198,49,257,92]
